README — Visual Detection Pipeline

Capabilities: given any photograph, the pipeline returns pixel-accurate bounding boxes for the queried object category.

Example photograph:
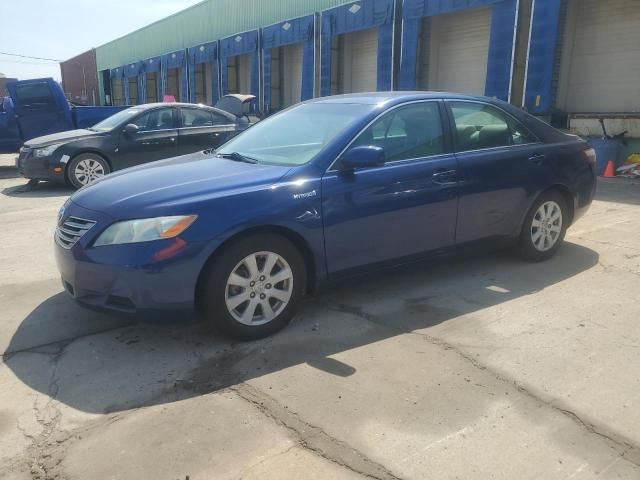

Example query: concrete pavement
[1,154,639,479]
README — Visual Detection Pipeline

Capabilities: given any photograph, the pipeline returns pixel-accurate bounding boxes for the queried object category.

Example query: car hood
[71,151,293,219]
[24,129,101,148]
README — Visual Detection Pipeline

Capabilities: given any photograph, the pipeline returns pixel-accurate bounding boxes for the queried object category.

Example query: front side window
[450,102,537,152]
[349,102,446,162]
[133,108,176,131]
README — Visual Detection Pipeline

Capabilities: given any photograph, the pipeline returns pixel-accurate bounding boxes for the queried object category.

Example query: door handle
[529,153,546,164]
[432,169,458,186]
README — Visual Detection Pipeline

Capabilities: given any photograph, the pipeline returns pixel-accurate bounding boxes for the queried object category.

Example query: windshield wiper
[216,152,260,164]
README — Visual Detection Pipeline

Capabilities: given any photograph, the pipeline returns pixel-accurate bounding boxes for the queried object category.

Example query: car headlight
[93,215,197,247]
[33,143,64,158]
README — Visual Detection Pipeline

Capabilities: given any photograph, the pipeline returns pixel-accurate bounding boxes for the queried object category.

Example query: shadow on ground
[3,242,598,414]
[1,180,73,198]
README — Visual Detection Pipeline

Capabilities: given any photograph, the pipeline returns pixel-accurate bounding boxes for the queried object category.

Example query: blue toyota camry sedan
[55,92,596,339]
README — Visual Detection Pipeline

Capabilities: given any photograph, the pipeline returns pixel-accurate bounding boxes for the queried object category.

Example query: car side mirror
[340,146,386,170]
[124,123,139,135]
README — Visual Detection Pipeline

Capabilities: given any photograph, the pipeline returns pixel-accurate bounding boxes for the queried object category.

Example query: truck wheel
[67,153,110,189]
[199,233,306,340]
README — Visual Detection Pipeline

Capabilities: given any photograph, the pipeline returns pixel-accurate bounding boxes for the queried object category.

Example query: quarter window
[132,108,176,131]
[350,102,445,162]
[449,102,537,152]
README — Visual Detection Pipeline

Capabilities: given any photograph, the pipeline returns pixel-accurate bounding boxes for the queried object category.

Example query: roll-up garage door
[337,27,378,94]
[556,0,640,113]
[281,43,304,108]
[423,7,491,95]
[228,54,252,95]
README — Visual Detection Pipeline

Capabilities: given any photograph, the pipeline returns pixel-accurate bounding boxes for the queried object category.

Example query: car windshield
[217,103,374,166]
[91,107,145,132]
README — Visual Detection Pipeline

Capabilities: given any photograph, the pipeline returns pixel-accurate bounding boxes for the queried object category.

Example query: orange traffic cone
[603,160,616,178]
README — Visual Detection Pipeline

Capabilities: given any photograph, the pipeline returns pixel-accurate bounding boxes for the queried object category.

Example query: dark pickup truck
[0,78,127,154]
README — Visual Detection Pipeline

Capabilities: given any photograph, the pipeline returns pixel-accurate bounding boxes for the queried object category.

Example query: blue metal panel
[219,29,260,110]
[399,0,517,101]
[262,14,316,114]
[187,41,220,105]
[320,0,395,97]
[109,67,124,80]
[523,0,562,114]
[142,56,162,103]
[485,0,518,101]
[161,50,189,102]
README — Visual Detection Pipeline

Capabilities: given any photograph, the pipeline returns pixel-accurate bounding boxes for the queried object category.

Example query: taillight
[584,148,597,166]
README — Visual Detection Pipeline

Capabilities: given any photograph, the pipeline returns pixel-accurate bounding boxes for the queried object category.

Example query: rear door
[321,101,460,275]
[446,100,548,244]
[114,107,179,168]
[177,107,237,155]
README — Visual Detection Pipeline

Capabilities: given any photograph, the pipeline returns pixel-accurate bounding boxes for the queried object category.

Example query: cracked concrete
[1,156,640,479]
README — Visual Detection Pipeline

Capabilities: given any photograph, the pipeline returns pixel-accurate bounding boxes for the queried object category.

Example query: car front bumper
[54,202,213,319]
[17,148,67,183]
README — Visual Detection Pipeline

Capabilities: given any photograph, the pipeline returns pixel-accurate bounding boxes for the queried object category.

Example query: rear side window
[133,108,176,131]
[449,102,537,152]
[350,102,446,162]
[180,108,229,127]
[15,83,56,109]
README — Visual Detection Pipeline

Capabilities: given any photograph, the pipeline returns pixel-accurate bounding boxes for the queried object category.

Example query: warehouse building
[90,0,640,144]
[60,49,99,106]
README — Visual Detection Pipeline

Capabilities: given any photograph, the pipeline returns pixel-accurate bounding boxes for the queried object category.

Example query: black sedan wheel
[199,233,306,340]
[67,153,111,189]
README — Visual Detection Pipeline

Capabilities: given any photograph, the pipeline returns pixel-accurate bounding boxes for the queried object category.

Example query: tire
[199,233,306,340]
[67,153,111,189]
[517,190,569,262]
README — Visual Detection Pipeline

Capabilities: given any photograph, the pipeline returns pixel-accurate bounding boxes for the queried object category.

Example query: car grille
[55,217,97,249]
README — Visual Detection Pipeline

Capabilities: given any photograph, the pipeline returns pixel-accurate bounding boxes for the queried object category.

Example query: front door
[321,101,459,275]
[115,106,179,169]
[177,107,237,155]
[446,100,549,244]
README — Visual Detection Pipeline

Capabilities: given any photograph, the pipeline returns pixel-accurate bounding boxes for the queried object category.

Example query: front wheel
[67,153,111,189]
[199,234,306,340]
[517,191,569,262]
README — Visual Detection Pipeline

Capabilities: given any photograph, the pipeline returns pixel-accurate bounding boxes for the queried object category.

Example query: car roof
[306,91,488,105]
[129,102,218,110]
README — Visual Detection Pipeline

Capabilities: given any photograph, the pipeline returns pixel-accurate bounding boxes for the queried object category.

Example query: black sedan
[16,100,253,188]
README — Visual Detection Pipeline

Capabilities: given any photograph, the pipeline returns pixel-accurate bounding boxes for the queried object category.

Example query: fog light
[53,166,63,174]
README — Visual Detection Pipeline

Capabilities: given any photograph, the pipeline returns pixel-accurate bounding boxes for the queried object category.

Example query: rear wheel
[199,233,306,340]
[67,153,110,189]
[517,191,568,262]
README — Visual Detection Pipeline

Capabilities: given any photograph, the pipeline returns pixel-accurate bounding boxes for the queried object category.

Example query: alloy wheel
[225,251,294,326]
[74,158,106,185]
[531,200,563,252]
